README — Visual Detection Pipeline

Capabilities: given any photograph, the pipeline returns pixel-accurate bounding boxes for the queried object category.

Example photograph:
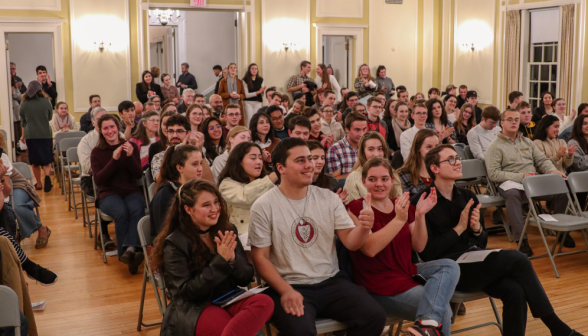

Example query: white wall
[181,11,237,94]
[7,33,55,88]
[70,0,131,112]
[369,0,418,94]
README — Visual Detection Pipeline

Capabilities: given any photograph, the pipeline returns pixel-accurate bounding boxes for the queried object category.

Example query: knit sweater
[90,142,143,200]
[485,132,557,184]
[568,139,588,172]
[19,97,53,140]
[533,138,573,174]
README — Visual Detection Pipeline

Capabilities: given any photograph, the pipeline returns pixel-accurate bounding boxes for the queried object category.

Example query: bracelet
[472,227,483,234]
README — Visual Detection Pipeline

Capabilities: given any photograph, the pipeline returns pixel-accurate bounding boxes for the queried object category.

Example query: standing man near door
[36,65,57,108]
[10,62,26,94]
[176,62,198,95]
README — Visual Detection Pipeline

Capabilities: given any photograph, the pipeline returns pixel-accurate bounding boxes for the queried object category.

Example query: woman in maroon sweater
[346,158,458,336]
[91,114,146,274]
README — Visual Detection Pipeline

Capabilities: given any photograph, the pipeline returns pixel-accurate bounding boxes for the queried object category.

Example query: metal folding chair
[450,291,503,334]
[92,176,115,263]
[464,145,474,159]
[54,131,86,191]
[58,137,82,201]
[148,182,156,201]
[137,216,167,330]
[520,174,588,278]
[145,168,154,186]
[12,162,40,218]
[453,145,467,159]
[76,158,95,237]
[567,171,588,216]
[460,159,513,241]
[66,147,83,219]
[0,285,20,336]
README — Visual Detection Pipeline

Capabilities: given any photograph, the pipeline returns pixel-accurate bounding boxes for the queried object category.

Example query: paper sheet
[499,181,525,191]
[456,249,501,264]
[32,301,46,311]
[538,214,558,221]
[105,251,118,257]
[222,286,268,308]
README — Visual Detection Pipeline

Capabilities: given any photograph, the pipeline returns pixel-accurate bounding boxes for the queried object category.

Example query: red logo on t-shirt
[291,217,318,248]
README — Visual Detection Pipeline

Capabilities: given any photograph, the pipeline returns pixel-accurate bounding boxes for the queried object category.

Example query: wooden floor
[20,174,588,336]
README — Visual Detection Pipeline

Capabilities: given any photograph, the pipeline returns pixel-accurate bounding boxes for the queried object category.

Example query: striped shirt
[0,225,27,264]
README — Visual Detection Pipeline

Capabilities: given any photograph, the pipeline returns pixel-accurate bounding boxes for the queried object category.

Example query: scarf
[227,76,239,104]
[54,112,73,130]
[392,118,411,146]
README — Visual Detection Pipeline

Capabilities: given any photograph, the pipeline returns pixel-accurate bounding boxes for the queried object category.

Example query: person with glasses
[413,144,583,336]
[320,104,345,142]
[129,111,160,169]
[400,103,432,160]
[222,104,242,141]
[365,97,387,138]
[187,104,205,133]
[148,110,177,173]
[339,91,359,120]
[201,117,226,166]
[268,105,289,140]
[485,109,569,257]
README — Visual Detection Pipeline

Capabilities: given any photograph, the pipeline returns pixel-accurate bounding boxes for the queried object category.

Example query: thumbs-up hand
[358,193,374,230]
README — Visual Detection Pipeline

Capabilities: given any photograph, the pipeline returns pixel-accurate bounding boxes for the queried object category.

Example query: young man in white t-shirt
[466,106,501,161]
[249,138,386,336]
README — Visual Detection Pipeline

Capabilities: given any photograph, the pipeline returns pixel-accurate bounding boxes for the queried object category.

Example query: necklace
[278,185,310,219]
[196,226,215,235]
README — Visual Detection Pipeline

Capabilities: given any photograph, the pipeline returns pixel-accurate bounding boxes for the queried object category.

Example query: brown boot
[35,227,51,249]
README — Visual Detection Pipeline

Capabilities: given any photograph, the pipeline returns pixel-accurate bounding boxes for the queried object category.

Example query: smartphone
[212,288,246,306]
[412,274,428,286]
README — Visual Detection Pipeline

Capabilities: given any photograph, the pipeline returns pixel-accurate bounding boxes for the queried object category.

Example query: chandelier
[149,9,180,26]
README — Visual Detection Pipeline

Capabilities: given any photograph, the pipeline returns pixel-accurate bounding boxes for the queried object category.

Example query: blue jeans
[12,189,42,238]
[371,259,459,335]
[100,193,145,259]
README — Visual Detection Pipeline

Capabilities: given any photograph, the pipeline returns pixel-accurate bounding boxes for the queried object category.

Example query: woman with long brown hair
[315,63,342,102]
[135,70,163,104]
[129,110,160,169]
[424,98,456,144]
[454,103,477,145]
[151,180,273,336]
[354,64,377,105]
[398,129,439,197]
[242,63,266,124]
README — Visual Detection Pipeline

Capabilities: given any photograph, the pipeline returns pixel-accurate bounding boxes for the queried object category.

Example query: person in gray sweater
[374,65,395,101]
[466,106,501,161]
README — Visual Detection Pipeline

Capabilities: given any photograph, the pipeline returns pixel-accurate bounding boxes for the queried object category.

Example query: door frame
[0,17,65,159]
[315,23,366,89]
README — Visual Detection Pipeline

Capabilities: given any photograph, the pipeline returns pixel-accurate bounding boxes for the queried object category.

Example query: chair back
[460,159,487,180]
[12,162,32,181]
[145,168,154,186]
[523,174,569,198]
[0,285,21,334]
[54,131,86,148]
[148,182,156,201]
[464,145,474,159]
[390,150,404,169]
[138,215,152,247]
[453,145,467,159]
[566,171,588,214]
[58,137,83,155]
[66,147,79,164]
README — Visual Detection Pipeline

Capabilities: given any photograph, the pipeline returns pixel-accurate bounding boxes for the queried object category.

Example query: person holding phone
[136,70,163,104]
[150,180,273,336]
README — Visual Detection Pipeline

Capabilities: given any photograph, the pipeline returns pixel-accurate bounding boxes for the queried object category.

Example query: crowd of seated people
[8,58,588,336]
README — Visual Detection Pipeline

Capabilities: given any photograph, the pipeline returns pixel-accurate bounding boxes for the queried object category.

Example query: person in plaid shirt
[286,61,312,94]
[327,112,367,179]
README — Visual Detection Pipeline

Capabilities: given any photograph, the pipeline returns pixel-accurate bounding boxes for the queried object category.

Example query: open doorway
[148,10,238,95]
[6,32,56,162]
[323,35,352,89]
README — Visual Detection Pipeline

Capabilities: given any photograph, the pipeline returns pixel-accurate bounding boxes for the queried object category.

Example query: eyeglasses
[505,118,520,123]
[271,116,283,122]
[208,124,223,131]
[227,113,240,117]
[414,112,428,116]
[168,129,187,135]
[147,118,159,123]
[371,106,383,110]
[439,156,462,166]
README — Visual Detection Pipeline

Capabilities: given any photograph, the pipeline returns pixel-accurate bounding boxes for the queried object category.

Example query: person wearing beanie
[19,80,54,192]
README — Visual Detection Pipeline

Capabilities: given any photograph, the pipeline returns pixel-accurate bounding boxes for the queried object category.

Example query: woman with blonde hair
[354,64,377,105]
[50,101,78,136]
[211,126,251,183]
[454,103,477,145]
[343,131,402,203]
[398,129,439,197]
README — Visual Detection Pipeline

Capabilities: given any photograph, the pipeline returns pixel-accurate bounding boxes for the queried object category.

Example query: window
[528,42,558,110]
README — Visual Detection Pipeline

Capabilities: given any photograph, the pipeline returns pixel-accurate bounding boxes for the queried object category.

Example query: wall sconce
[462,43,475,52]
[283,42,295,52]
[94,41,111,52]
[149,9,181,26]
[458,20,493,52]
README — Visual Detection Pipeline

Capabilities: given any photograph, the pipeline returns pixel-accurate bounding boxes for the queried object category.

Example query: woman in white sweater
[553,98,577,135]
[50,102,78,137]
[343,131,402,204]
[218,142,278,248]
[315,63,342,102]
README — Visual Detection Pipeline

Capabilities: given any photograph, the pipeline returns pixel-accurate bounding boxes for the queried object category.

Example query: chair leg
[81,190,87,227]
[537,222,560,278]
[137,271,148,331]
[71,182,78,219]
[489,297,503,334]
[496,207,513,242]
[393,321,403,336]
[94,211,99,250]
[265,322,272,336]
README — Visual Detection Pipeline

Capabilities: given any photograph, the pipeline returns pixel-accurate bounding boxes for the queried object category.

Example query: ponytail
[157,144,200,190]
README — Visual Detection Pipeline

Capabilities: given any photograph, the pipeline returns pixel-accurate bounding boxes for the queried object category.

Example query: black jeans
[265,275,386,336]
[456,249,554,336]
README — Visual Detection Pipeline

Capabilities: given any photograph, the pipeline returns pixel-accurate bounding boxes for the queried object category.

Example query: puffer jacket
[218,176,275,235]
[160,228,253,336]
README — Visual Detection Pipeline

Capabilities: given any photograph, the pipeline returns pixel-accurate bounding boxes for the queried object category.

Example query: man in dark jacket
[10,62,26,94]
[176,62,197,95]
[79,94,102,133]
[36,65,57,108]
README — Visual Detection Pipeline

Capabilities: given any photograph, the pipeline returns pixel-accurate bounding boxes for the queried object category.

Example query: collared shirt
[286,73,311,93]
[410,183,487,262]
[326,137,357,175]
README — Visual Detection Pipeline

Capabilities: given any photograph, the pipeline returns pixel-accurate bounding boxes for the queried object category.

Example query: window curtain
[504,10,521,108]
[560,4,575,115]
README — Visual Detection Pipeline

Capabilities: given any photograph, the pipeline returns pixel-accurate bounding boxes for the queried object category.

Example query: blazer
[135,82,164,104]
[160,228,253,336]
[218,77,246,109]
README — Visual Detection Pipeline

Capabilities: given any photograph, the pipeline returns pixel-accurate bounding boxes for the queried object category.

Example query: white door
[323,35,350,88]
